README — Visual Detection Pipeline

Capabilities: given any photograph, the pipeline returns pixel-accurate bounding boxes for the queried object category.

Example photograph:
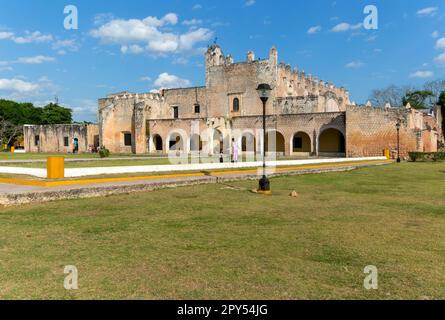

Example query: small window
[64,137,69,147]
[173,106,179,119]
[233,98,240,112]
[34,135,40,146]
[194,104,200,114]
[293,137,303,149]
[124,133,132,146]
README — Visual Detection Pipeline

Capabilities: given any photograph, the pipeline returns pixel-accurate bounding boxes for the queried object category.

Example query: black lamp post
[396,121,401,163]
[256,83,272,194]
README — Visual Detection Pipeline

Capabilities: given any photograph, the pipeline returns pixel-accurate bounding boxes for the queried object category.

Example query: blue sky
[0,0,444,122]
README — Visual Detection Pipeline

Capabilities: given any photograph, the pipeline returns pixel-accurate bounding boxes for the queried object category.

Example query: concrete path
[0,159,392,206]
[0,156,387,178]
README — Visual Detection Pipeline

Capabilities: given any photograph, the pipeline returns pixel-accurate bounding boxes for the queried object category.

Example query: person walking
[73,138,79,154]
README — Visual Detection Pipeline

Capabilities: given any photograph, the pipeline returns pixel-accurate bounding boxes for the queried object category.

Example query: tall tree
[402,90,435,110]
[0,116,21,148]
[424,79,445,102]
[40,103,72,125]
[0,100,73,148]
[369,85,413,107]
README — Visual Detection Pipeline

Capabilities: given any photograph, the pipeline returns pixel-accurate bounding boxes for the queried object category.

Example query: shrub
[409,152,445,162]
[99,148,110,158]
[433,152,445,162]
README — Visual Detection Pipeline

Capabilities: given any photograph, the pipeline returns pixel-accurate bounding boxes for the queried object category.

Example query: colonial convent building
[25,45,443,157]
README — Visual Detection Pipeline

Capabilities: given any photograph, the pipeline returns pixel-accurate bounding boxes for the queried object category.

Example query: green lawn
[0,152,165,161]
[0,162,444,299]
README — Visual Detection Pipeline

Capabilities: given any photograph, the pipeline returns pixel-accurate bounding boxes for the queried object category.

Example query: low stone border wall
[0,163,390,206]
[0,156,387,178]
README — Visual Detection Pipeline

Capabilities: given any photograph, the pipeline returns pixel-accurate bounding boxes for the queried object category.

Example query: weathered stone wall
[163,87,207,119]
[345,106,418,158]
[92,44,441,158]
[24,124,99,153]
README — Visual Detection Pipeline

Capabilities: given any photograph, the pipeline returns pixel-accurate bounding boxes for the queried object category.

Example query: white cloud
[0,28,78,56]
[140,76,152,81]
[93,13,115,26]
[121,44,145,54]
[416,7,438,17]
[331,22,362,32]
[52,39,79,52]
[432,31,439,38]
[12,31,53,44]
[192,4,202,10]
[153,73,191,89]
[0,76,56,101]
[0,78,40,93]
[435,52,445,65]
[179,28,213,51]
[183,19,203,26]
[245,0,255,7]
[90,13,213,55]
[410,71,433,78]
[345,61,364,69]
[173,57,189,65]
[307,26,321,35]
[435,37,445,49]
[0,55,55,66]
[16,55,55,64]
[0,31,13,40]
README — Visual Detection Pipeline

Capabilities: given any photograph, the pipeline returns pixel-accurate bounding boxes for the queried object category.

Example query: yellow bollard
[10,146,15,153]
[47,157,65,179]
[383,149,390,160]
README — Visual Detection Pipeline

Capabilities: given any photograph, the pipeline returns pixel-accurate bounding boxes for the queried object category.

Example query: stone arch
[168,131,186,152]
[152,134,163,152]
[241,131,256,153]
[292,132,311,153]
[318,128,345,154]
[265,130,285,154]
[213,129,224,154]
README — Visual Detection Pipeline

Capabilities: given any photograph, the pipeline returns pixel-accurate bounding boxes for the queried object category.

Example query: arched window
[233,98,240,112]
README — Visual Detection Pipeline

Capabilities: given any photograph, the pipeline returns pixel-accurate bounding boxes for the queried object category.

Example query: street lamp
[256,83,272,194]
[396,121,401,163]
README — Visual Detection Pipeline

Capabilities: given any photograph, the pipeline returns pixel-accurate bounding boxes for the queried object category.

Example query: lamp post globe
[256,84,272,194]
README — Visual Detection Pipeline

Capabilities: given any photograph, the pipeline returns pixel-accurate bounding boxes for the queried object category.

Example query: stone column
[134,101,147,154]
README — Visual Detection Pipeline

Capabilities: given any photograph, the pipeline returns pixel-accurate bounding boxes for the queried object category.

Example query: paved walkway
[1,156,387,178]
[0,159,392,205]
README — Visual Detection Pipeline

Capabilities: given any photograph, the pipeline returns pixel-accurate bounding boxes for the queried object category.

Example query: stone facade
[25,45,443,158]
[98,45,357,157]
[24,124,99,153]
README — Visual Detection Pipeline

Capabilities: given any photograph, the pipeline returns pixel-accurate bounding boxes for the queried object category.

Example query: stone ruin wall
[24,124,98,153]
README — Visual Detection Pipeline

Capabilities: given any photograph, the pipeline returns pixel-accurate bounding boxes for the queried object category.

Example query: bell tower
[205,44,225,87]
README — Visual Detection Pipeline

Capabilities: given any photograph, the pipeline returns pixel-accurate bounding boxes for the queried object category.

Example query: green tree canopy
[0,99,73,147]
[40,103,72,125]
[0,100,72,125]
[402,90,435,110]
